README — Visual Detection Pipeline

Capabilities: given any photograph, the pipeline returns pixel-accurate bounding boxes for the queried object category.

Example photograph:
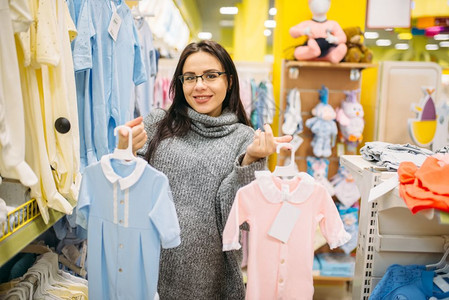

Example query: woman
[119,40,291,299]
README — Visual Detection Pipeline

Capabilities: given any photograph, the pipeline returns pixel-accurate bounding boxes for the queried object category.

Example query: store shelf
[285,60,377,70]
[0,200,65,266]
[314,275,352,283]
[340,155,449,299]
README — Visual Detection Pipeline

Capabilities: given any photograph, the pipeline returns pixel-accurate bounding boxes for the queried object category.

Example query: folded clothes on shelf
[316,252,355,277]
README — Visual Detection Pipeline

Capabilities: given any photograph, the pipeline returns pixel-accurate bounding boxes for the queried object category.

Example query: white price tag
[268,202,301,243]
[108,3,121,41]
[434,275,449,292]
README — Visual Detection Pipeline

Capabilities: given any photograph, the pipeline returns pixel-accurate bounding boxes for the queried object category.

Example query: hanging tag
[434,275,449,292]
[268,202,301,243]
[108,2,121,41]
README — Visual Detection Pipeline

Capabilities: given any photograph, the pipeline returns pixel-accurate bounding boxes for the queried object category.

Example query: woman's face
[181,51,229,117]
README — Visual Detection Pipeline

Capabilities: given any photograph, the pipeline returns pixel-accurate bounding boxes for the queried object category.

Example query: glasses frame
[178,71,227,85]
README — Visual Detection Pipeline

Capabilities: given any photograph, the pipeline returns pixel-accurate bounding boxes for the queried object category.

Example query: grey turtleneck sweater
[138,108,266,299]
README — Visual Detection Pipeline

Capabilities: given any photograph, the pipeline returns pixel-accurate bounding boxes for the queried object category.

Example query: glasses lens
[181,72,225,85]
[183,75,196,84]
[203,72,220,83]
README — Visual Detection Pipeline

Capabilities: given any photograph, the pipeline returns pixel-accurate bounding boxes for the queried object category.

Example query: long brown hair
[145,40,250,163]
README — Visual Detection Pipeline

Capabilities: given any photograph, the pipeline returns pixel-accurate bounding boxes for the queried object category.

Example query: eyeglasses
[179,71,227,85]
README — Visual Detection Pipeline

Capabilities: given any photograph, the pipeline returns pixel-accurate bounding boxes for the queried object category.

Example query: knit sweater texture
[138,108,266,299]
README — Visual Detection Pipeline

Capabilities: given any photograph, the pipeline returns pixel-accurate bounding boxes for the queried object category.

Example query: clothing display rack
[341,155,449,300]
[0,180,70,267]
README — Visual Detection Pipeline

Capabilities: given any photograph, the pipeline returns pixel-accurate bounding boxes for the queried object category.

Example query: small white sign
[268,202,301,244]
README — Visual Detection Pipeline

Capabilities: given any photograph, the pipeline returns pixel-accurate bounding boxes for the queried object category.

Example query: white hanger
[427,246,449,270]
[111,126,136,161]
[272,143,297,178]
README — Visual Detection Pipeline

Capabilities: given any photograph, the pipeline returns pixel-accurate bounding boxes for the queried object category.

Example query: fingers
[274,135,293,144]
[118,117,147,151]
[125,116,143,128]
[259,127,266,147]
[131,123,147,152]
[263,124,275,153]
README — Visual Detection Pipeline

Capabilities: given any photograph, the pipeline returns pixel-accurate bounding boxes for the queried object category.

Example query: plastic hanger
[427,242,449,271]
[111,126,136,161]
[272,143,297,178]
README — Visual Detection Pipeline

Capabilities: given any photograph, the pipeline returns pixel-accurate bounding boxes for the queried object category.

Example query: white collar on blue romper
[254,171,316,204]
[100,154,147,190]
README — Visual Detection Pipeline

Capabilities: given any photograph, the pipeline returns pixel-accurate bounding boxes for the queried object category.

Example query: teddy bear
[305,86,338,157]
[342,26,373,63]
[289,0,347,64]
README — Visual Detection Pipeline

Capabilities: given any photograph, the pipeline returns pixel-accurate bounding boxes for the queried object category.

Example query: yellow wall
[221,27,235,55]
[233,0,268,62]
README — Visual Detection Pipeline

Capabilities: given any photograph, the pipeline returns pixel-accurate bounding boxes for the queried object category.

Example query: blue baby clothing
[72,0,147,165]
[76,154,180,300]
[370,264,449,300]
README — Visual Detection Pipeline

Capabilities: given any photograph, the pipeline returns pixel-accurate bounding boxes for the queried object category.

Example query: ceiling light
[264,20,276,28]
[397,33,412,40]
[425,44,439,50]
[220,7,238,15]
[219,20,234,27]
[269,7,277,16]
[364,31,379,39]
[376,39,392,46]
[435,34,449,40]
[395,43,409,50]
[198,32,212,40]
[264,29,272,37]
[439,41,449,47]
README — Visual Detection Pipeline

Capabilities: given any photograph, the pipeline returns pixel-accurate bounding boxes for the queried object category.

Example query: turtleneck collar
[187,107,240,138]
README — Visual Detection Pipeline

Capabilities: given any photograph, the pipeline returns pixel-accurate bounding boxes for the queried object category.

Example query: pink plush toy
[289,0,347,64]
[336,89,364,152]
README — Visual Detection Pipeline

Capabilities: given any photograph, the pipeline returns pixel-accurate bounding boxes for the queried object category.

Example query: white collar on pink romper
[254,171,316,204]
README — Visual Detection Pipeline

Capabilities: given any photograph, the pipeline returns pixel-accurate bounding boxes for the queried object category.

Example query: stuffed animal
[289,0,347,64]
[305,86,338,157]
[336,89,364,152]
[307,157,335,196]
[343,27,373,63]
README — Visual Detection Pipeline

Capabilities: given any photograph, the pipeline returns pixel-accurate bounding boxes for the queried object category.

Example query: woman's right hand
[117,116,148,156]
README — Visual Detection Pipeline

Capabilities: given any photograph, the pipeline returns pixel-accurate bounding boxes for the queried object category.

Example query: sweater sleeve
[215,145,267,236]
[136,108,166,159]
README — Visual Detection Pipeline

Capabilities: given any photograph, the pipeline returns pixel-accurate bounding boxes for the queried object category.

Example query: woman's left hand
[242,124,293,166]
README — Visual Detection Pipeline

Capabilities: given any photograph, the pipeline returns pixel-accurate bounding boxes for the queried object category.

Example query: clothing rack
[0,180,71,267]
[21,244,87,277]
[4,249,87,299]
[341,155,449,299]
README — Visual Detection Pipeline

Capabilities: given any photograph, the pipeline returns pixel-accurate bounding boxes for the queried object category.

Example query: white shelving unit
[341,155,449,299]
